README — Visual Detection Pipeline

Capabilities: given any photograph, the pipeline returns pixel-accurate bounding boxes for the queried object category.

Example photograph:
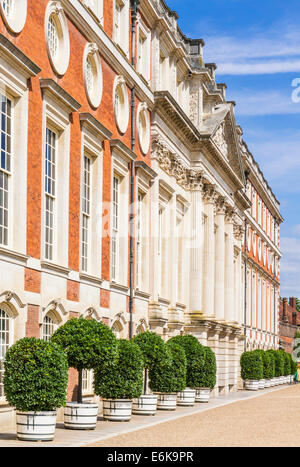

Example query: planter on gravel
[264,379,271,388]
[64,402,99,430]
[16,411,58,442]
[195,388,211,403]
[168,336,216,405]
[132,394,158,416]
[132,332,167,416]
[156,392,178,411]
[51,317,118,430]
[244,380,260,391]
[258,379,265,389]
[94,339,144,422]
[3,338,68,442]
[149,341,187,412]
[177,387,196,406]
[102,399,132,421]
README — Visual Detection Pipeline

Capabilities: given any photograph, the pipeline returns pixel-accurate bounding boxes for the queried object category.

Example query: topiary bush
[240,351,263,381]
[266,350,276,379]
[51,317,118,403]
[168,335,205,388]
[254,350,274,380]
[282,351,291,376]
[273,350,285,377]
[94,339,144,400]
[3,337,68,412]
[133,331,168,394]
[149,341,187,394]
[195,346,217,389]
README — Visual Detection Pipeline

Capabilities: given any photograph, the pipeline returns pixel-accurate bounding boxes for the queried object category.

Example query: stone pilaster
[214,197,226,321]
[202,184,218,318]
[224,207,235,323]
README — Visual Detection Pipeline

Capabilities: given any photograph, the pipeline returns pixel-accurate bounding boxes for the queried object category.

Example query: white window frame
[0,304,14,402]
[41,94,70,269]
[111,174,120,282]
[45,2,70,76]
[82,0,103,24]
[42,313,57,341]
[0,0,27,34]
[83,43,103,109]
[113,0,129,57]
[113,76,129,135]
[136,102,150,155]
[44,126,57,262]
[137,20,151,82]
[0,61,29,255]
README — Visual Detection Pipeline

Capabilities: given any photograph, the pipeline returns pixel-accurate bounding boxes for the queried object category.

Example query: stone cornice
[0,33,41,78]
[79,113,112,141]
[40,79,81,113]
[110,139,137,162]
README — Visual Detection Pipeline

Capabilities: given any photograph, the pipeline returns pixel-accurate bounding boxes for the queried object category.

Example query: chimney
[283,298,288,323]
[289,297,297,310]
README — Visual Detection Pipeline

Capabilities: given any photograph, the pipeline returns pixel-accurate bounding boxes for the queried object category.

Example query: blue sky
[167,0,300,298]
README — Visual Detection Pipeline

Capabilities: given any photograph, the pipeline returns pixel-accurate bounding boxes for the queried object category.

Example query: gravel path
[87,385,300,447]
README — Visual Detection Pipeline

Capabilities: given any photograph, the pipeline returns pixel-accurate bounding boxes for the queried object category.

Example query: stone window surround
[45,1,70,77]
[137,18,151,83]
[113,0,129,57]
[40,79,81,270]
[82,0,103,25]
[113,75,129,135]
[83,42,103,109]
[136,102,150,155]
[0,36,40,257]
[0,0,27,34]
[79,114,106,280]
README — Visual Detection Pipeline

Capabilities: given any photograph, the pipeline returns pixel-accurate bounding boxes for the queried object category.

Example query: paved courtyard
[88,384,300,448]
[0,384,298,447]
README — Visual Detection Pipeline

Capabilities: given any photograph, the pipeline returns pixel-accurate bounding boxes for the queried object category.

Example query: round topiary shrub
[94,339,144,400]
[240,351,263,381]
[51,317,118,403]
[149,341,187,394]
[196,346,217,389]
[168,335,205,388]
[133,331,168,394]
[3,337,68,412]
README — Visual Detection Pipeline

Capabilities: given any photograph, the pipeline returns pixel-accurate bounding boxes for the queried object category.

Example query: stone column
[189,171,204,317]
[225,207,236,323]
[203,184,217,318]
[214,197,226,321]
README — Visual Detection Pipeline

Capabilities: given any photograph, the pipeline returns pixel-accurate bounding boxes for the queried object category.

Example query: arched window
[112,320,123,339]
[42,314,56,341]
[0,308,11,398]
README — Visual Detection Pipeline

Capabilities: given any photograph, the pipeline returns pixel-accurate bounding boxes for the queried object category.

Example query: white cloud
[233,89,300,116]
[204,24,300,76]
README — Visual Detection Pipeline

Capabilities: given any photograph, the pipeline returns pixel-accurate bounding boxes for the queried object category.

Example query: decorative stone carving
[202,183,218,204]
[213,122,228,158]
[215,195,227,214]
[225,205,236,223]
[234,224,244,241]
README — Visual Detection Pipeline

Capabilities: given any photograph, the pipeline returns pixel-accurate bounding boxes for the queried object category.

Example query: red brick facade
[279,298,300,354]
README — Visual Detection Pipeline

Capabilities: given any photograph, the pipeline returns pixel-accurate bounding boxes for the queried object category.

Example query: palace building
[0,0,282,428]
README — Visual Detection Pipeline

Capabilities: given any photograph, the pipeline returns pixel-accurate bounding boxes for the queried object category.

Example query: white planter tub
[132,394,157,416]
[16,411,57,441]
[264,379,271,388]
[290,375,295,383]
[103,399,132,421]
[280,376,285,385]
[258,379,265,389]
[64,402,98,430]
[244,380,259,391]
[177,388,196,407]
[155,393,177,411]
[195,388,211,403]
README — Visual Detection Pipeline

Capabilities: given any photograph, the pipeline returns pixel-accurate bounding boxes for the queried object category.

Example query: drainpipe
[243,170,250,351]
[128,0,140,339]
